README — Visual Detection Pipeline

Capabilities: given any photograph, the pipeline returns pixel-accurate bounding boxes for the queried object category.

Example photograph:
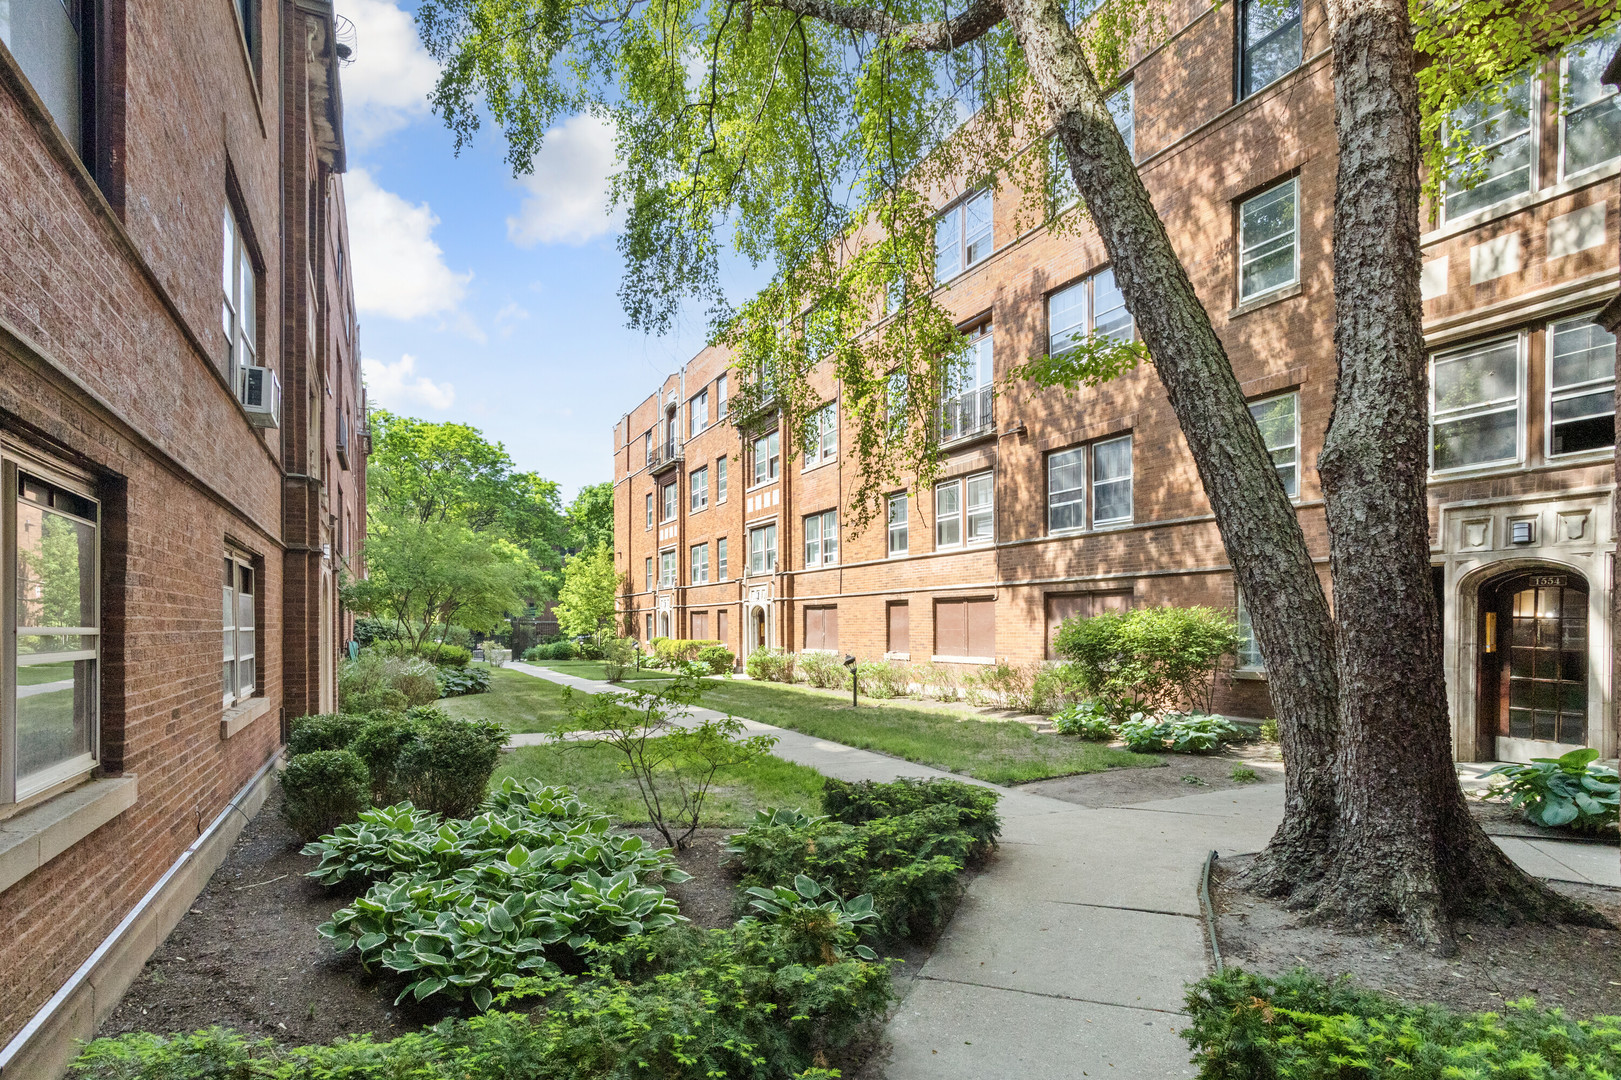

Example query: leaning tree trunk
[1312,0,1601,948]
[998,0,1342,875]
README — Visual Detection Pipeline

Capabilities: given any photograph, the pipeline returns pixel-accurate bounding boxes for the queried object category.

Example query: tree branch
[754,0,1004,50]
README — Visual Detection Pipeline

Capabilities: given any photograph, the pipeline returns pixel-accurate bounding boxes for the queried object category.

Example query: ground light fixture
[844,654,858,707]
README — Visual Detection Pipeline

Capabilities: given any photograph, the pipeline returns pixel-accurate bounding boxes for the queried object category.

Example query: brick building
[613,1,1621,766]
[0,0,364,1073]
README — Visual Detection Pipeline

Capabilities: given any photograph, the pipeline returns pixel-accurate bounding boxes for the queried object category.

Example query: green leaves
[1481,749,1619,832]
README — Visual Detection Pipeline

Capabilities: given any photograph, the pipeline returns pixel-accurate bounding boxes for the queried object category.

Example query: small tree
[1053,606,1242,716]
[553,542,622,647]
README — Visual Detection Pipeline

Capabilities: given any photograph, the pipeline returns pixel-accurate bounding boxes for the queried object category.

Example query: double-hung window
[934,189,993,284]
[1239,0,1301,99]
[748,524,778,575]
[4,461,100,803]
[644,431,653,466]
[1248,393,1300,496]
[751,431,780,486]
[1562,28,1621,180]
[1443,71,1535,221]
[1430,335,1521,472]
[717,537,729,580]
[1048,268,1134,357]
[222,206,258,392]
[659,549,677,588]
[1238,179,1299,303]
[1547,316,1616,457]
[2,0,90,153]
[691,543,710,584]
[645,492,654,530]
[941,324,995,442]
[937,472,994,548]
[1048,85,1133,216]
[223,554,256,708]
[645,557,653,590]
[661,482,678,522]
[690,390,709,437]
[805,403,837,465]
[1047,447,1086,532]
[690,466,709,512]
[716,457,729,502]
[717,375,729,418]
[804,509,838,566]
[1235,592,1265,672]
[1108,83,1135,158]
[887,493,909,556]
[1092,435,1134,525]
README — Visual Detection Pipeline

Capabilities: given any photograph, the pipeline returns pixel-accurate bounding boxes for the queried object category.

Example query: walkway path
[503,662,1619,1079]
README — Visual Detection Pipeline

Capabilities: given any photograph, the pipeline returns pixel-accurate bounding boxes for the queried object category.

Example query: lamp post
[843,654,857,707]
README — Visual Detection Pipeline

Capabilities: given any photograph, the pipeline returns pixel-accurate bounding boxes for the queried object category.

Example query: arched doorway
[1477,568,1589,753]
[752,607,767,651]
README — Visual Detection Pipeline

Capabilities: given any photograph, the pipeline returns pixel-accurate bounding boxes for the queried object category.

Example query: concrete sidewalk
[502,662,1619,1079]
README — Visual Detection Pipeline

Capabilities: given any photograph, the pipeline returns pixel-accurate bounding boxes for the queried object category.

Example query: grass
[522,658,673,682]
[494,741,826,826]
[692,679,1159,785]
[437,666,588,734]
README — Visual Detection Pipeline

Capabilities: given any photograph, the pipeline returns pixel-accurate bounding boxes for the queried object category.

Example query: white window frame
[1559,28,1621,183]
[222,206,257,395]
[1108,82,1134,159]
[935,479,962,549]
[716,457,729,502]
[691,543,710,584]
[1047,446,1087,534]
[223,552,256,709]
[645,557,653,590]
[748,523,778,576]
[1428,333,1525,475]
[717,536,729,581]
[690,390,709,437]
[934,189,993,284]
[717,375,729,418]
[887,493,909,557]
[645,492,654,530]
[644,431,652,466]
[751,430,780,487]
[804,509,838,567]
[1545,312,1617,460]
[1049,267,1135,357]
[804,402,837,466]
[1441,70,1540,225]
[965,470,995,546]
[1235,590,1265,673]
[659,548,678,589]
[690,466,709,512]
[1237,178,1300,304]
[662,482,678,522]
[1248,392,1301,498]
[1091,435,1134,527]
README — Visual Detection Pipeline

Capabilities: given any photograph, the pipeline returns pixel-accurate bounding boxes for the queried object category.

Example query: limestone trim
[220,697,273,741]
[0,776,137,896]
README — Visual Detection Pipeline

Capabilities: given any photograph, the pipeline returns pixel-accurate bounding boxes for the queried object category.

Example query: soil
[1018,743,1285,806]
[1211,853,1621,1019]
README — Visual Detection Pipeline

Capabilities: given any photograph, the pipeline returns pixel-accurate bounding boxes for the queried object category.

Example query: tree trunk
[1311,0,1601,948]
[1000,0,1342,874]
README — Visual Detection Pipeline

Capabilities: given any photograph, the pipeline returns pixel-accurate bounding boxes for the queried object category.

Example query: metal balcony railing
[938,385,995,444]
[649,439,683,474]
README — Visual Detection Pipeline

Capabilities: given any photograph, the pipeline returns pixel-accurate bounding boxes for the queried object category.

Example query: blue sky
[336,0,769,501]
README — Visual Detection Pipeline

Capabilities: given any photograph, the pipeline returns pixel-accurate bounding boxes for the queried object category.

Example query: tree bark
[998,0,1342,875]
[1312,0,1602,948]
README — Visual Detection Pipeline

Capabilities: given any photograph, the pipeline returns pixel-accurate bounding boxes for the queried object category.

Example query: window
[1444,71,1535,220]
[1048,268,1134,357]
[645,492,654,530]
[1108,83,1134,159]
[751,431,780,486]
[1049,136,1080,215]
[1236,591,1265,671]
[1,0,88,152]
[1548,316,1616,456]
[1430,336,1520,471]
[222,206,258,392]
[805,403,837,464]
[748,524,778,575]
[662,482,678,522]
[716,457,728,502]
[717,608,729,643]
[804,509,838,566]
[887,493,909,556]
[690,390,709,437]
[1238,179,1299,302]
[659,549,677,588]
[646,613,654,640]
[1091,435,1133,525]
[717,375,729,418]
[941,323,995,442]
[803,606,839,651]
[934,189,993,284]
[886,369,909,439]
[965,472,994,545]
[1047,447,1086,532]
[644,431,652,466]
[4,463,100,803]
[232,0,258,64]
[717,537,729,580]
[1044,591,1129,658]
[1239,0,1301,99]
[1249,393,1300,496]
[935,597,995,659]
[691,543,710,584]
[935,480,961,548]
[223,554,256,707]
[690,466,709,512]
[1562,28,1621,179]
[887,601,910,655]
[645,557,653,590]
[934,471,993,549]
[691,611,710,639]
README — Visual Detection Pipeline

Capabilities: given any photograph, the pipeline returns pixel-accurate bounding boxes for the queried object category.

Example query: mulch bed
[1211,853,1621,1019]
[1018,743,1285,807]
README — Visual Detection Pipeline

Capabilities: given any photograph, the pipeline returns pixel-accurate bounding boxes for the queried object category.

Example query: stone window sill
[0,775,138,895]
[1231,669,1268,682]
[931,655,996,665]
[1228,281,1302,320]
[221,697,272,740]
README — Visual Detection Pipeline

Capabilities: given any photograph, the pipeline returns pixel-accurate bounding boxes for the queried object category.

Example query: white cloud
[506,115,621,247]
[363,353,456,411]
[336,0,439,144]
[345,167,472,321]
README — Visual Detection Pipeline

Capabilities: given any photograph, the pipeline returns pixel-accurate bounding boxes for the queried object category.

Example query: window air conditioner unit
[336,412,351,469]
[239,365,282,429]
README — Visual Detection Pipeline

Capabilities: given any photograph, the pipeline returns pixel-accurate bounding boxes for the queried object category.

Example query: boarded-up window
[804,606,839,651]
[691,611,710,639]
[717,609,729,644]
[936,597,995,658]
[1044,590,1133,658]
[887,602,910,655]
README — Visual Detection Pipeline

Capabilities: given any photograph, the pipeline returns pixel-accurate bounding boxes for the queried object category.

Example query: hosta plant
[1165,713,1241,754]
[1481,748,1619,832]
[1050,701,1116,740]
[1116,712,1173,753]
[738,874,879,963]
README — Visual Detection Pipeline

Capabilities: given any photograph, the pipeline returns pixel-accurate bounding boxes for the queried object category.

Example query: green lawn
[524,658,673,682]
[691,678,1160,785]
[494,741,826,825]
[438,666,591,734]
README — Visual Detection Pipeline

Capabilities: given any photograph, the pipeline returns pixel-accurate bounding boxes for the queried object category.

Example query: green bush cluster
[339,652,442,713]
[696,644,736,674]
[964,661,1082,713]
[1049,705,1237,754]
[1050,700,1116,739]
[745,647,797,683]
[1481,748,1619,832]
[646,637,724,668]
[1183,967,1621,1079]
[278,751,371,841]
[436,664,492,697]
[525,640,576,661]
[798,651,850,689]
[725,777,1000,940]
[369,638,474,668]
[1052,605,1241,717]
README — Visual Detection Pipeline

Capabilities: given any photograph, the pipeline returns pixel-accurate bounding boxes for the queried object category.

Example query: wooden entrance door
[1480,570,1589,749]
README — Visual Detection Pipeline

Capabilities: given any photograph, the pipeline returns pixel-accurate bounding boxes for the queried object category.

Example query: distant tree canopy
[554,541,623,640]
[564,482,615,554]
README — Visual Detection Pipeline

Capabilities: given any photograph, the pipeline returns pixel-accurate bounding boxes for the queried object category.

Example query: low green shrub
[745,647,796,683]
[1116,712,1172,752]
[371,638,474,668]
[1481,747,1619,832]
[737,874,879,964]
[526,640,577,661]
[651,637,723,667]
[1050,700,1116,740]
[348,713,420,804]
[601,635,639,682]
[798,650,850,689]
[854,660,908,699]
[340,652,442,712]
[696,644,736,674]
[820,777,1001,853]
[1183,967,1621,1079]
[280,750,371,841]
[286,713,368,756]
[437,663,492,697]
[1053,605,1241,715]
[395,711,508,818]
[1166,713,1240,754]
